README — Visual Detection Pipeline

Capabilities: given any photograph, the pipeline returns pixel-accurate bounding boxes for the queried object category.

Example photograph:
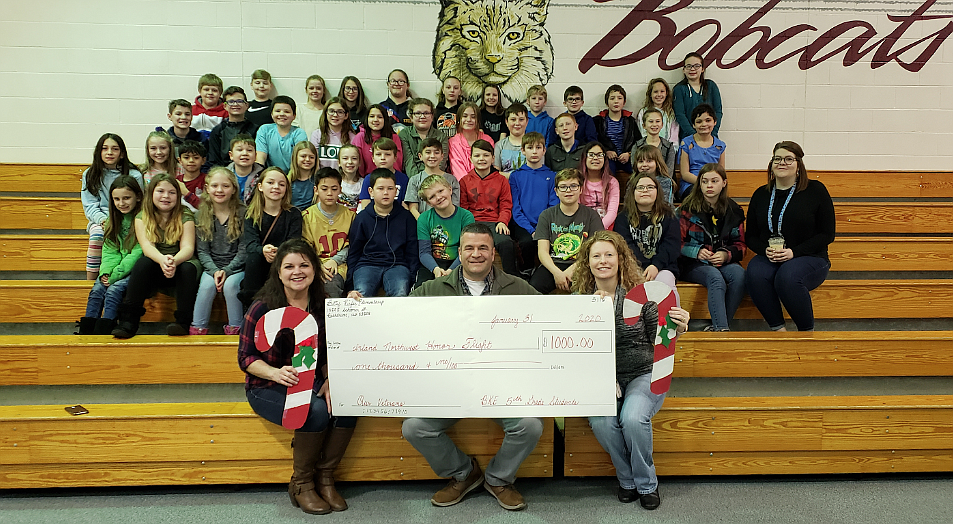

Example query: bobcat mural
[433,0,555,104]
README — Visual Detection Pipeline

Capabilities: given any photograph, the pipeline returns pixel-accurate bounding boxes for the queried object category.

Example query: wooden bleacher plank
[564,395,953,476]
[2,164,948,199]
[0,335,244,386]
[673,331,953,378]
[0,196,87,230]
[0,234,87,271]
[5,234,949,273]
[0,405,553,488]
[736,201,953,234]
[5,194,952,234]
[0,164,85,193]
[2,279,950,323]
[727,170,953,199]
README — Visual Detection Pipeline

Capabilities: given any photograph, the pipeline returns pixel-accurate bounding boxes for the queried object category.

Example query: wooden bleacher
[0,163,950,488]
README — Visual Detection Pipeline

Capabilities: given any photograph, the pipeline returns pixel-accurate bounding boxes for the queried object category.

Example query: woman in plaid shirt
[238,239,356,515]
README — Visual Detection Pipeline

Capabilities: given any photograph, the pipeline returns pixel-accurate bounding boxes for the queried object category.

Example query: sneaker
[639,489,661,510]
[223,325,240,335]
[189,326,208,336]
[167,323,189,336]
[431,457,483,507]
[484,482,526,511]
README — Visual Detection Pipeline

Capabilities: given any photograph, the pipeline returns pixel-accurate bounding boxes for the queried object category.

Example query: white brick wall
[1,0,951,169]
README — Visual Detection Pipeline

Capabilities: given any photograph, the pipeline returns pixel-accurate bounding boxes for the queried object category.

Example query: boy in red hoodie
[458,139,518,276]
[593,84,641,176]
[191,73,227,135]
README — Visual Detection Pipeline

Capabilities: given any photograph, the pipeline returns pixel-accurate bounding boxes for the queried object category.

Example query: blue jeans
[246,380,356,433]
[352,265,412,297]
[745,254,830,331]
[192,271,244,329]
[681,261,745,330]
[588,374,666,493]
[85,277,130,319]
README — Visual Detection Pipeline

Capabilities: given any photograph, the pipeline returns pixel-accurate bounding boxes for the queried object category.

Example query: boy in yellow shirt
[302,167,356,298]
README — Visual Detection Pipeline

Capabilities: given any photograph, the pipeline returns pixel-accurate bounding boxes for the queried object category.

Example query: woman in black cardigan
[745,141,835,331]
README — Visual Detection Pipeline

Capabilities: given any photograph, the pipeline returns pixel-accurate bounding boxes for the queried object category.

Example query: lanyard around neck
[767,185,794,235]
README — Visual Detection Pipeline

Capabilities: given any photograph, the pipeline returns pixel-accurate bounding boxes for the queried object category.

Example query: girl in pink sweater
[448,102,494,181]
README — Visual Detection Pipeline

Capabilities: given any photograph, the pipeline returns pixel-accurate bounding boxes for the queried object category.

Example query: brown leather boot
[315,426,355,511]
[288,430,331,515]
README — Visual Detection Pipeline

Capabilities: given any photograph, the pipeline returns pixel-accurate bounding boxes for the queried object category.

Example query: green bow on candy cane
[292,345,316,369]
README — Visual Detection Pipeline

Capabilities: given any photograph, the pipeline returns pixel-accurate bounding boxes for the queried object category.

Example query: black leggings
[241,250,270,304]
[122,257,198,325]
[509,220,537,274]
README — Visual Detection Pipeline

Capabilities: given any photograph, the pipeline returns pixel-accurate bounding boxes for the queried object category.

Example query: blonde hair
[287,141,318,182]
[140,131,178,175]
[196,167,243,243]
[245,167,292,228]
[527,85,548,99]
[417,173,452,200]
[571,231,644,294]
[139,173,186,245]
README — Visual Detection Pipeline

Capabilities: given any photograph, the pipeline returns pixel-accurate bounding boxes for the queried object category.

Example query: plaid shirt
[238,300,328,391]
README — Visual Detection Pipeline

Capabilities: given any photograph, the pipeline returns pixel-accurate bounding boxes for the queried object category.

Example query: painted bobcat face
[433,0,554,104]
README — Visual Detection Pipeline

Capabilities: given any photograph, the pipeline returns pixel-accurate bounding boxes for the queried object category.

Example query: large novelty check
[325,295,617,418]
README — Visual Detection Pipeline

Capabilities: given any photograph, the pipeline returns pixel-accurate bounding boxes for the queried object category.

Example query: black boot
[93,318,117,335]
[111,306,145,339]
[74,317,97,335]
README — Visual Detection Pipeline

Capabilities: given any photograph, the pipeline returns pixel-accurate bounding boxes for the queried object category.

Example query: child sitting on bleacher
[415,174,475,287]
[176,140,206,210]
[336,144,362,212]
[238,167,303,307]
[140,130,177,186]
[77,175,143,335]
[226,134,264,205]
[309,97,352,170]
[255,96,309,174]
[302,168,356,298]
[678,103,726,201]
[82,133,144,280]
[405,137,460,218]
[287,141,318,210]
[112,173,200,338]
[191,167,247,336]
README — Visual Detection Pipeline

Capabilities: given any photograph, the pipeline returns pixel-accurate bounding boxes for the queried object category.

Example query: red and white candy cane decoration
[623,281,679,395]
[255,306,320,430]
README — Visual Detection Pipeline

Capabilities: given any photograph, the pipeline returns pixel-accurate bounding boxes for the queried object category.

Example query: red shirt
[177,171,205,208]
[459,169,513,224]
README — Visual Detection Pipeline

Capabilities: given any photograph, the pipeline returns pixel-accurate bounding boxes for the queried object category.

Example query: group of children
[80,54,750,336]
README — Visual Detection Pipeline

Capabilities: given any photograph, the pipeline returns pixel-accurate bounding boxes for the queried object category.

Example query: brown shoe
[315,426,355,511]
[430,457,483,507]
[484,481,527,511]
[288,431,332,515]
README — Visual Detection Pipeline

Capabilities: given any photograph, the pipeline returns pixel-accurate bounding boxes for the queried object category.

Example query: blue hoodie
[509,164,559,233]
[345,203,419,289]
[527,111,555,146]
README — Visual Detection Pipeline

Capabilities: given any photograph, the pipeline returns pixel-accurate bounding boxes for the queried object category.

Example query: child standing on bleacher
[176,140,207,210]
[140,130,178,186]
[246,70,275,128]
[162,99,206,156]
[77,175,143,335]
[191,73,227,135]
[352,104,403,177]
[191,167,247,336]
[82,133,144,280]
[112,173,200,338]
[287,141,318,210]
[255,96,309,173]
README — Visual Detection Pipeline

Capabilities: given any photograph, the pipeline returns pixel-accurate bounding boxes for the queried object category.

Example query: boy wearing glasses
[531,168,604,294]
[508,132,559,277]
[548,86,597,146]
[208,86,258,168]
[399,98,450,177]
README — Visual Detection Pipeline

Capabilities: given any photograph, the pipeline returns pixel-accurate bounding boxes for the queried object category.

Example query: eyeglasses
[413,111,433,117]
[634,185,657,192]
[327,109,347,116]
[388,79,408,86]
[587,152,605,159]
[684,63,703,70]
[566,96,583,103]
[772,156,797,165]
[343,86,359,93]
[556,184,581,192]
[225,100,247,106]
